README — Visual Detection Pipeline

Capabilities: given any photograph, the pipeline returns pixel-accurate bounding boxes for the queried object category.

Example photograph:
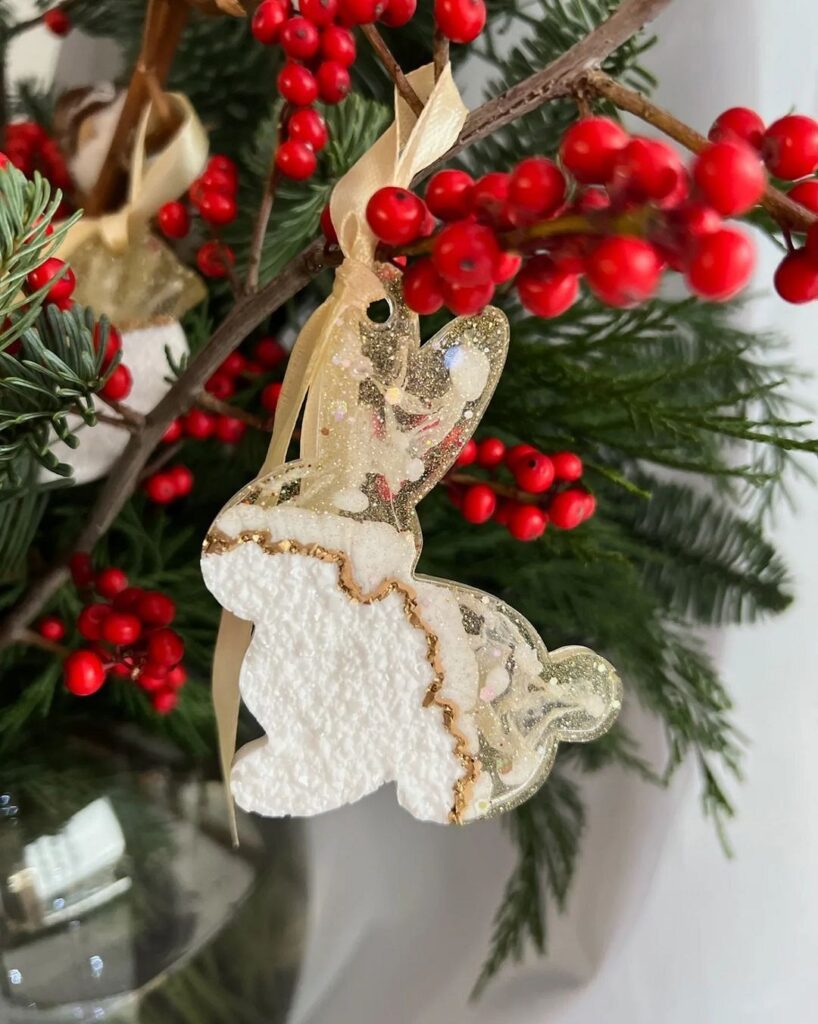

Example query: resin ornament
[201,270,622,824]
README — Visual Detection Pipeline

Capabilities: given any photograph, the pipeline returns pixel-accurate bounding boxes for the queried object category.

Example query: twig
[433,28,450,82]
[196,391,269,430]
[245,105,289,293]
[448,472,537,503]
[139,440,182,482]
[20,627,68,657]
[585,69,817,232]
[360,24,424,117]
[99,398,145,427]
[94,410,140,432]
[0,0,672,649]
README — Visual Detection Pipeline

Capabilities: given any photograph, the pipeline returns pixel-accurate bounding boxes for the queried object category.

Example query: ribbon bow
[212,64,469,842]
[60,93,208,259]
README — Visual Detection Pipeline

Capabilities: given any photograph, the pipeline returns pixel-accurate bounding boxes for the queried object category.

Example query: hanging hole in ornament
[366,298,392,325]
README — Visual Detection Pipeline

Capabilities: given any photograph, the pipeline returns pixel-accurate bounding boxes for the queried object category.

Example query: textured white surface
[44,320,188,485]
[201,506,475,823]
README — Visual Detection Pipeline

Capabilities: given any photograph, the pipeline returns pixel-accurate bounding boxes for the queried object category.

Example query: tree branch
[0,0,672,649]
[360,24,424,117]
[585,70,817,232]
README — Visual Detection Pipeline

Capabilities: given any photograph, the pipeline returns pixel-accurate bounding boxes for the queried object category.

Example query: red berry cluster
[250,0,485,182]
[2,122,71,210]
[447,438,594,541]
[60,553,187,714]
[43,7,71,36]
[145,336,288,502]
[156,154,239,280]
[365,115,769,317]
[710,107,818,304]
[93,323,134,402]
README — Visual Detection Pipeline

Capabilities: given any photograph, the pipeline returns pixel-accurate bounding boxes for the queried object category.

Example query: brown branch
[433,28,450,82]
[360,24,424,117]
[0,0,672,650]
[20,628,69,657]
[448,472,537,504]
[585,69,817,232]
[245,105,289,293]
[196,391,269,430]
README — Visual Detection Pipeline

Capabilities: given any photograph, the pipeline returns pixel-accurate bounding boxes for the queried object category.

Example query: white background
[11,1,818,1020]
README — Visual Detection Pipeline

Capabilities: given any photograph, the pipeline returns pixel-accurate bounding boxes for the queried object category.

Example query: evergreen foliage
[0,0,814,996]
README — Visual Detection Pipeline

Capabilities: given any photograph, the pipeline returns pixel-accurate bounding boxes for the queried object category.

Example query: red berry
[205,371,235,400]
[693,140,766,216]
[277,62,318,106]
[288,108,329,151]
[276,139,317,180]
[516,256,580,318]
[77,603,111,642]
[806,223,818,261]
[137,591,176,627]
[551,451,583,481]
[425,170,474,221]
[763,115,818,180]
[709,107,765,150]
[262,381,283,413]
[152,687,179,715]
[513,452,555,494]
[26,257,75,304]
[320,24,356,65]
[670,201,723,240]
[280,16,320,59]
[138,668,168,693]
[462,483,496,523]
[507,503,547,542]
[316,61,351,104]
[167,464,194,496]
[788,179,818,216]
[100,363,132,401]
[144,472,177,504]
[157,201,190,239]
[493,251,522,285]
[96,567,128,599]
[403,258,445,314]
[148,627,185,667]
[109,661,132,679]
[198,166,236,195]
[320,203,338,244]
[434,0,486,43]
[44,8,71,35]
[112,586,144,612]
[685,227,754,301]
[549,489,589,530]
[471,172,510,224]
[380,0,417,27]
[492,499,513,525]
[366,187,427,246]
[301,0,339,24]
[206,154,239,189]
[454,437,478,467]
[64,650,106,696]
[69,552,94,588]
[37,615,66,642]
[220,352,247,377]
[196,240,235,278]
[476,436,505,467]
[432,221,500,286]
[774,250,818,304]
[442,279,494,315]
[166,664,188,689]
[255,337,287,367]
[102,612,142,646]
[585,236,662,307]
[560,116,629,184]
[183,408,213,439]
[162,419,183,444]
[214,415,247,444]
[504,443,536,469]
[93,323,122,369]
[198,190,237,226]
[507,157,566,222]
[612,137,686,203]
[338,0,386,24]
[252,0,288,44]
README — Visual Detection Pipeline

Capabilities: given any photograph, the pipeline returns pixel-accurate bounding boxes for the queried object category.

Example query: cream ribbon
[212,64,468,842]
[59,93,208,259]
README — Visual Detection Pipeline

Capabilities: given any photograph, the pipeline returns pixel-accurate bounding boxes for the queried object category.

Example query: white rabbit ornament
[201,268,622,825]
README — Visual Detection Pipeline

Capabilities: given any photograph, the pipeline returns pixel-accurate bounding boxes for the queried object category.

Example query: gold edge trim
[203,527,479,823]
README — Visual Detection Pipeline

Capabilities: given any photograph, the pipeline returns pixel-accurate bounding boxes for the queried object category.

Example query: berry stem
[360,24,425,118]
[448,472,538,505]
[20,628,69,657]
[98,398,145,428]
[433,28,450,82]
[139,441,182,483]
[195,391,270,430]
[585,69,817,233]
[246,104,290,293]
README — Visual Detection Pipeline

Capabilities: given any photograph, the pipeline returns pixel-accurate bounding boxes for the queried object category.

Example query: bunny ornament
[201,65,621,829]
